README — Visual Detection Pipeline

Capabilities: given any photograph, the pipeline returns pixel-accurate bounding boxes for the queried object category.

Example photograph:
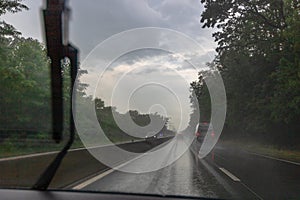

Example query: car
[1,0,299,199]
[195,122,213,142]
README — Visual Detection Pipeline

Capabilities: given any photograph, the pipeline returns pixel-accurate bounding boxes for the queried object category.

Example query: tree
[201,0,287,55]
[195,0,300,145]
[190,64,213,122]
[0,0,28,37]
[0,37,51,132]
[271,0,300,122]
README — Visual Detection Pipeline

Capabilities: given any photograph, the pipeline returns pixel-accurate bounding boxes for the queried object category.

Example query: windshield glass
[0,0,299,199]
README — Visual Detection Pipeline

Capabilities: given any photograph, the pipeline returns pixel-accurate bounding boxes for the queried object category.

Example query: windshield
[1,0,300,199]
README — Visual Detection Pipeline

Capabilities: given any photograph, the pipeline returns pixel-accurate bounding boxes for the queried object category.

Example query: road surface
[72,137,300,200]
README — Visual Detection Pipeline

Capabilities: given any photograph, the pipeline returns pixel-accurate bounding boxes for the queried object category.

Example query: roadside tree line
[0,1,172,150]
[191,0,300,147]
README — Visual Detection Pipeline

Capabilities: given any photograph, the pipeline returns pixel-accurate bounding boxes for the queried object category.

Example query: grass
[0,139,84,159]
[0,136,137,159]
[220,139,300,163]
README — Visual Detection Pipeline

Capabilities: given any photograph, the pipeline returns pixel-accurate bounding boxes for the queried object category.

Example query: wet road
[74,137,300,199]
[83,150,233,198]
[212,145,300,199]
[79,138,258,199]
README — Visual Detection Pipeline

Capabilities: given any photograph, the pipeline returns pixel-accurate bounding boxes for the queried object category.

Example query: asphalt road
[211,145,300,199]
[74,137,300,200]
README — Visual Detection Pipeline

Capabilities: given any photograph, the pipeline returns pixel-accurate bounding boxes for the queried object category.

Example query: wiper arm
[32,127,74,190]
[32,44,78,190]
[32,0,79,190]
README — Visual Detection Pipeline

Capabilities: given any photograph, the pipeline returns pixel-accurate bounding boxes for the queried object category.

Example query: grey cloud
[135,67,159,75]
[69,0,167,59]
[68,0,216,60]
[175,62,194,71]
[2,0,217,131]
[114,49,168,66]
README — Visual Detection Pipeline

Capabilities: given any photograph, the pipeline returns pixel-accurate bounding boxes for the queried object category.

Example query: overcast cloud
[3,0,217,131]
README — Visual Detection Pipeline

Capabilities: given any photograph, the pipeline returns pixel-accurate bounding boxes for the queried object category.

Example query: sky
[2,0,217,131]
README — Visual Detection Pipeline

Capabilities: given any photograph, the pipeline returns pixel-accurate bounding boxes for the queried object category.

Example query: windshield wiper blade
[32,44,78,190]
[31,0,78,190]
[32,131,74,190]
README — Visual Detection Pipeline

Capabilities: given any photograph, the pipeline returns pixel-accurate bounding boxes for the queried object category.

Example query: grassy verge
[219,139,300,163]
[0,136,141,159]
[0,140,83,159]
[0,138,169,188]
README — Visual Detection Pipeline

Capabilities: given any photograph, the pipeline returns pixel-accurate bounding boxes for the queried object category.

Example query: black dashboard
[0,189,217,200]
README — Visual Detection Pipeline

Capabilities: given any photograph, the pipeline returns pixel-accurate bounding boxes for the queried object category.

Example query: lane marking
[72,142,169,190]
[201,154,264,199]
[72,154,146,190]
[212,151,264,199]
[240,182,264,200]
[218,167,240,182]
[72,169,115,190]
[247,152,300,166]
[199,158,238,197]
[0,140,145,162]
[0,151,60,162]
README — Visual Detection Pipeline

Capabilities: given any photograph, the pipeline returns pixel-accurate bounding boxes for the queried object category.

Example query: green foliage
[0,1,173,156]
[0,0,28,15]
[190,65,213,122]
[0,0,28,37]
[0,37,51,131]
[94,98,171,142]
[192,0,300,146]
[271,1,300,124]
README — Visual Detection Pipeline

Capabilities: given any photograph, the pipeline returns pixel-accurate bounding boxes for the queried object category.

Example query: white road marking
[199,158,238,197]
[71,154,147,190]
[0,140,144,162]
[71,158,140,190]
[218,167,240,182]
[240,182,264,200]
[71,143,167,190]
[72,168,115,190]
[248,152,300,166]
[211,151,264,199]
[200,153,264,199]
[0,150,60,162]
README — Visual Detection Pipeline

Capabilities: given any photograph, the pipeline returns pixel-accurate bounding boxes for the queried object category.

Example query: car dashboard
[0,189,217,200]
